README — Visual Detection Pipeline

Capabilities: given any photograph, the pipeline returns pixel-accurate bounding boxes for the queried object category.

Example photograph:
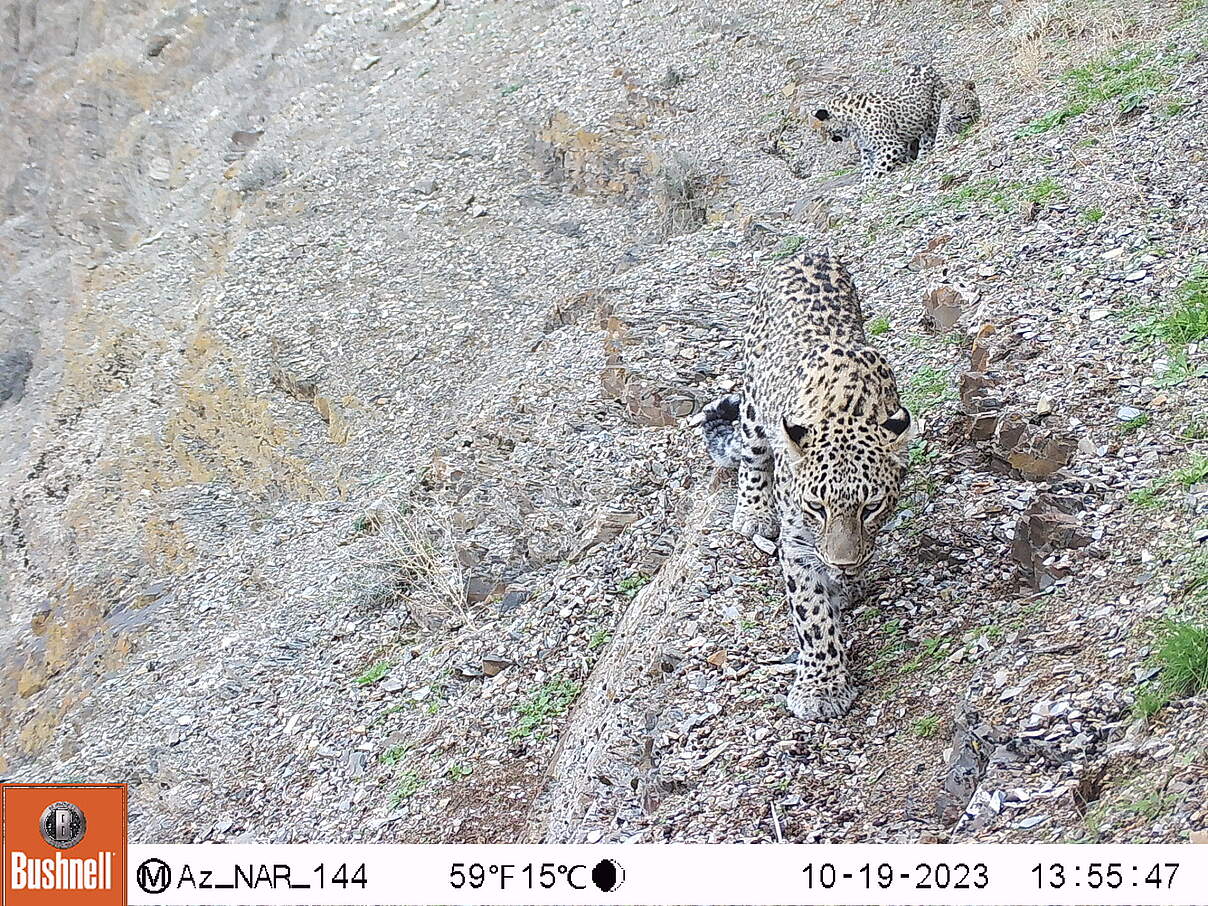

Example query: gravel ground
[2,0,1206,849]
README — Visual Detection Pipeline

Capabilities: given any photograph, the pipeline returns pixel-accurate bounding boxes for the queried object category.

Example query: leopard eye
[803,501,827,520]
[862,499,884,521]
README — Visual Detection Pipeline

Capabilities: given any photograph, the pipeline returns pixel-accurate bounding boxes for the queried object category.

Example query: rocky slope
[2,0,1206,847]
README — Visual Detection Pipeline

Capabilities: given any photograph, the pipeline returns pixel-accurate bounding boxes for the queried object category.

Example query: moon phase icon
[591,858,625,893]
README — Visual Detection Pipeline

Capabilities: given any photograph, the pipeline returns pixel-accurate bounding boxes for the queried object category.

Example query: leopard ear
[814,108,831,122]
[781,417,814,460]
[881,406,915,450]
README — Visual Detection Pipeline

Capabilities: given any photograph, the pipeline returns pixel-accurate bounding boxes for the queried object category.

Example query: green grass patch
[912,715,940,738]
[771,235,806,261]
[617,574,651,598]
[1119,413,1150,434]
[1178,413,1208,441]
[1175,454,1208,488]
[356,661,391,686]
[1019,46,1173,137]
[1024,177,1066,204]
[510,678,582,740]
[447,762,472,781]
[389,770,424,806]
[1082,207,1105,223]
[380,745,408,766]
[588,629,612,651]
[1155,348,1208,389]
[868,315,890,337]
[1123,453,1205,510]
[902,366,954,414]
[1133,619,1208,721]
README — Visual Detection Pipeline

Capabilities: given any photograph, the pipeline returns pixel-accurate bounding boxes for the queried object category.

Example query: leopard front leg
[778,519,857,719]
[918,122,938,156]
[869,140,910,178]
[731,402,779,540]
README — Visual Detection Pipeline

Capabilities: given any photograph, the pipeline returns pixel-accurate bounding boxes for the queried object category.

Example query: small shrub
[1082,207,1105,223]
[588,629,612,651]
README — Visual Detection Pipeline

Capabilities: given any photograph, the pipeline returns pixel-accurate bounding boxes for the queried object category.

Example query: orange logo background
[1,784,126,906]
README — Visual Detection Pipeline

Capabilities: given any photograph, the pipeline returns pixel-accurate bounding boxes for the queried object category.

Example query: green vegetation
[912,715,940,739]
[939,177,1065,213]
[617,575,651,598]
[1178,413,1208,441]
[1127,272,1208,387]
[1154,349,1208,389]
[771,235,806,261]
[908,440,939,469]
[901,636,949,675]
[356,661,391,686]
[380,745,408,766]
[1024,177,1066,204]
[447,762,472,781]
[902,366,954,414]
[1158,272,1208,344]
[1119,413,1150,434]
[1133,619,1208,721]
[510,678,582,740]
[1082,207,1105,223]
[588,629,613,651]
[867,315,891,337]
[1124,454,1204,510]
[1175,454,1208,488]
[1019,46,1172,137]
[389,770,424,806]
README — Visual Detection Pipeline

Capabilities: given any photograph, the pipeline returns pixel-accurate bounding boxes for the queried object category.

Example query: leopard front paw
[787,676,857,720]
[731,510,780,541]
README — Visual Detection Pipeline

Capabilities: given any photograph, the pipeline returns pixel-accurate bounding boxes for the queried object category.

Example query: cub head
[779,404,914,574]
[811,108,848,144]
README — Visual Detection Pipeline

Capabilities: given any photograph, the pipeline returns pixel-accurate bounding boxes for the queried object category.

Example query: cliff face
[2,0,1206,845]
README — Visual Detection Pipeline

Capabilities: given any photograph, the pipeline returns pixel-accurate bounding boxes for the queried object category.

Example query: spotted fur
[703,250,913,719]
[812,62,944,178]
[942,79,981,136]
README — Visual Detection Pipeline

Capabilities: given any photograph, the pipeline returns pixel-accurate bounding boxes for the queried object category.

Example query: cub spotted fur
[812,62,944,177]
[702,250,913,718]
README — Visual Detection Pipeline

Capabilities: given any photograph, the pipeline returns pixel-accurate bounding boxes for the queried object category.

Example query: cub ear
[881,406,915,450]
[814,108,831,122]
[781,417,814,459]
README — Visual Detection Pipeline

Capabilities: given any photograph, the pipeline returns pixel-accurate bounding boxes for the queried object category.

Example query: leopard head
[811,107,849,144]
[779,404,913,574]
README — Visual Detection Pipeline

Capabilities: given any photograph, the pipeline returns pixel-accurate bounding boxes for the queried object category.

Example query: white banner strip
[124,843,1202,906]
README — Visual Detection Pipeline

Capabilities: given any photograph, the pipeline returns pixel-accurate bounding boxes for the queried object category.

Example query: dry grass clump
[1007,0,1147,84]
[357,504,467,630]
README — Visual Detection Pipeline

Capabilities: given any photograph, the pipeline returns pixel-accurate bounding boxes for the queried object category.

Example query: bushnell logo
[38,802,87,849]
[2,783,127,905]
